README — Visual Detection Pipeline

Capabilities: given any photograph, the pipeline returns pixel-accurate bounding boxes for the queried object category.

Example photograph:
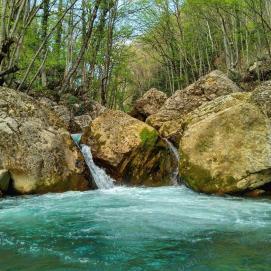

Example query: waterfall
[71,134,115,189]
[81,145,115,189]
[164,139,180,185]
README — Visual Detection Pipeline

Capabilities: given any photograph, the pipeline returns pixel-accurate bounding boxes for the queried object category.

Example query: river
[0,186,270,270]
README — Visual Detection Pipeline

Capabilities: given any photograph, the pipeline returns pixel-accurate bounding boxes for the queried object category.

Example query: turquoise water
[0,186,271,271]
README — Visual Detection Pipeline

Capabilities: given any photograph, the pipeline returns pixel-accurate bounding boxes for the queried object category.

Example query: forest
[1,0,271,110]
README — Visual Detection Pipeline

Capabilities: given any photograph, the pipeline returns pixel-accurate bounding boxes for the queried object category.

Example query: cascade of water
[81,145,115,189]
[71,134,115,189]
[164,139,180,184]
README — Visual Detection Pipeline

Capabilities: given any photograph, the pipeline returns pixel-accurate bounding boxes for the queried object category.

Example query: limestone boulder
[0,87,90,194]
[39,96,106,133]
[73,114,92,132]
[179,87,271,195]
[81,110,177,186]
[38,97,73,129]
[146,70,241,145]
[130,88,167,121]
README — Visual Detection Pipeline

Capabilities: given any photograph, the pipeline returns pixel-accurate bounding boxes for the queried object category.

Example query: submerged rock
[130,88,167,121]
[146,70,241,145]
[0,87,90,194]
[179,86,271,195]
[81,110,177,186]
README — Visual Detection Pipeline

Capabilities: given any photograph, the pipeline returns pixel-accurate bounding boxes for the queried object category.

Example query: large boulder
[81,110,177,186]
[38,97,73,129]
[73,114,92,132]
[179,85,271,195]
[146,70,241,145]
[53,105,72,127]
[130,88,167,121]
[39,96,106,133]
[0,87,90,194]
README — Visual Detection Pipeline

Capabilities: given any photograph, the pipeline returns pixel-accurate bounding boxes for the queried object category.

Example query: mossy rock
[81,109,177,186]
[179,91,271,195]
[139,128,158,148]
[146,70,241,146]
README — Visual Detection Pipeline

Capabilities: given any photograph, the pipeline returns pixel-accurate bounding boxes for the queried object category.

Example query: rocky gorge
[1,70,271,198]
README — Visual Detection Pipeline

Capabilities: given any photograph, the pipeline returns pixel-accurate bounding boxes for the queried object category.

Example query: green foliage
[67,95,79,106]
[140,128,158,148]
[129,0,271,96]
[1,0,271,111]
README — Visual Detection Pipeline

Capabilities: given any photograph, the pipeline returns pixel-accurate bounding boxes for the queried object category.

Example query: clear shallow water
[0,186,271,271]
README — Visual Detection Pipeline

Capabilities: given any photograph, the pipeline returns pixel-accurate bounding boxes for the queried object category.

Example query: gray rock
[146,70,241,145]
[130,88,167,121]
[74,114,92,132]
[0,87,90,194]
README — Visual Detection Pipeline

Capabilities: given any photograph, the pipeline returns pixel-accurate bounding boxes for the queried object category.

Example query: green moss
[122,130,175,187]
[185,164,213,191]
[180,151,213,192]
[226,176,236,185]
[194,129,214,153]
[139,128,158,148]
[196,138,212,153]
[180,151,238,194]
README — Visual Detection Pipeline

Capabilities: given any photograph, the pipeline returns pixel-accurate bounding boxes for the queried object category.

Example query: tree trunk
[41,0,50,88]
